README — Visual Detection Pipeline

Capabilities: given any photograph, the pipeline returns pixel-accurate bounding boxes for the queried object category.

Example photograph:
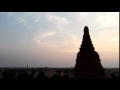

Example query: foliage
[37,71,45,79]
[51,74,61,79]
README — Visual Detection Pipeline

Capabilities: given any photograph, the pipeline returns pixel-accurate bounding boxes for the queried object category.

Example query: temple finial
[84,26,88,29]
[84,26,89,34]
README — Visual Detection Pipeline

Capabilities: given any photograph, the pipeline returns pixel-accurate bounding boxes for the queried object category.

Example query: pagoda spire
[84,26,89,34]
[80,26,94,51]
[73,26,105,78]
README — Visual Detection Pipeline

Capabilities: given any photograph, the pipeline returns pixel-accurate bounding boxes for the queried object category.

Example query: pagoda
[73,26,105,78]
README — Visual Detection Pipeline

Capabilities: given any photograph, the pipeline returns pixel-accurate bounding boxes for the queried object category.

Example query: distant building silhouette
[73,26,105,78]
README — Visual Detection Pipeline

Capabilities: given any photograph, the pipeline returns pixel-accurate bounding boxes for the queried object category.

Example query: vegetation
[37,71,45,79]
[0,68,119,78]
[51,74,61,79]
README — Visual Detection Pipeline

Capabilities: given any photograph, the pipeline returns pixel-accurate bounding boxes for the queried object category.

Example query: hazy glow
[0,12,119,68]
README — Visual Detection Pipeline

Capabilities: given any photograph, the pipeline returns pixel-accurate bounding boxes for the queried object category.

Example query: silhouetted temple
[73,26,105,78]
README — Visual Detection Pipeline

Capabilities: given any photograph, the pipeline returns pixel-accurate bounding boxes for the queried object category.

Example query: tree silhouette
[37,71,45,79]
[51,74,61,79]
[2,71,10,78]
[56,69,62,76]
[62,74,69,79]
[28,74,34,78]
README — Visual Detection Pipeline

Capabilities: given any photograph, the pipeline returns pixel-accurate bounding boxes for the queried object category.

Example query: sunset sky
[0,12,119,68]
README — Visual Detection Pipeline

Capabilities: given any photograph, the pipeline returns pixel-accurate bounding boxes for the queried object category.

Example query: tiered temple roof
[73,26,105,78]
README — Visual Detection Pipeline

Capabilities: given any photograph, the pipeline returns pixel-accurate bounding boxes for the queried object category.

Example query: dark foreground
[0,67,119,78]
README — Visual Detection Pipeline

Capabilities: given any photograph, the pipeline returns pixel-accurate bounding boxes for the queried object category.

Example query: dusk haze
[0,12,119,68]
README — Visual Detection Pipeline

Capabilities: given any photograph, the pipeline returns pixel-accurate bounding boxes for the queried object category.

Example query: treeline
[0,68,73,79]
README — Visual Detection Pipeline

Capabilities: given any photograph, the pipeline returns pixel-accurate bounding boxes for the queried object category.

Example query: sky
[0,12,119,68]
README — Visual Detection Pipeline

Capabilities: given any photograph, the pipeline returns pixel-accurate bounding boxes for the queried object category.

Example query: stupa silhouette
[73,26,105,78]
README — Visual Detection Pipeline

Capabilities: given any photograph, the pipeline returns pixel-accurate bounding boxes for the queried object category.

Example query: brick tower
[73,26,105,78]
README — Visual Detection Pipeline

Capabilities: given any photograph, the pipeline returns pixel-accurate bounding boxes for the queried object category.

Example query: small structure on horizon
[73,26,105,78]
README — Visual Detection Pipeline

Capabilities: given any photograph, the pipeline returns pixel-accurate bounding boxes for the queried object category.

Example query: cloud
[96,12,119,28]
[110,38,119,46]
[0,12,119,67]
[94,25,104,31]
[7,12,13,17]
[111,38,119,41]
[0,12,14,17]
[0,12,5,14]
[33,31,56,47]
[46,13,69,25]
[15,12,43,26]
[34,15,41,23]
[17,17,27,24]
[79,12,89,17]
[36,31,56,41]
[69,12,119,32]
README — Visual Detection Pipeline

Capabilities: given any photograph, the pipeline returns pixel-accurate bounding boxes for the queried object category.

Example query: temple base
[73,72,105,78]
[73,61,105,78]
